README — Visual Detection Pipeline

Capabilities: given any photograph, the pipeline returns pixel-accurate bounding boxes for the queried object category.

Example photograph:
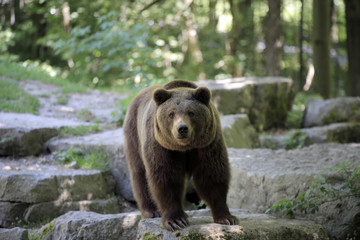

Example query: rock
[0,113,90,156]
[302,123,360,145]
[0,227,28,240]
[32,211,141,240]
[302,97,360,128]
[137,209,328,240]
[260,123,360,149]
[227,143,360,239]
[220,114,260,148]
[0,202,29,227]
[0,169,113,203]
[24,197,121,223]
[0,167,118,226]
[46,129,133,201]
[197,77,295,130]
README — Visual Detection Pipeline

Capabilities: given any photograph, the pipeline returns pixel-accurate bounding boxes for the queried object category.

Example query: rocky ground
[1,78,359,240]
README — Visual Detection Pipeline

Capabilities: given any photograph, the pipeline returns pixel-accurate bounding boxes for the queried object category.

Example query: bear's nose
[178,124,188,135]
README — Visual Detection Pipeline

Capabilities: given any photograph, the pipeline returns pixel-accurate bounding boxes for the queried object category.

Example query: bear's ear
[153,88,172,106]
[193,87,211,105]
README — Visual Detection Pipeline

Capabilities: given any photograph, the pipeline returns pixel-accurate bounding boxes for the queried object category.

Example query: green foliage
[28,221,55,240]
[284,131,309,149]
[53,147,109,171]
[0,59,87,93]
[58,125,100,137]
[10,216,52,230]
[0,78,39,114]
[53,11,156,87]
[266,161,360,218]
[111,95,135,126]
[76,109,96,122]
[285,92,322,129]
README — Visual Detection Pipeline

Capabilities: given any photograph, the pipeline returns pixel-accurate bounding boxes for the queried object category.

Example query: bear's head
[153,86,217,151]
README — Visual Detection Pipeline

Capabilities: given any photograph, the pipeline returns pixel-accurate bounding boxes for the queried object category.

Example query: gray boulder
[46,129,133,201]
[0,113,90,156]
[0,168,119,227]
[31,211,141,240]
[0,169,113,203]
[0,227,28,240]
[227,143,360,239]
[137,209,328,240]
[197,77,295,130]
[261,123,360,149]
[221,114,260,148]
[302,97,360,128]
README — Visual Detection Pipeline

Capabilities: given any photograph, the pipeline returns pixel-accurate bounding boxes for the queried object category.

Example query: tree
[299,0,305,90]
[264,0,283,76]
[312,0,331,99]
[344,0,360,96]
[227,0,253,77]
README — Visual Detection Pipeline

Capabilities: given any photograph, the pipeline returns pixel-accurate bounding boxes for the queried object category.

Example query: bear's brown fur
[123,80,238,231]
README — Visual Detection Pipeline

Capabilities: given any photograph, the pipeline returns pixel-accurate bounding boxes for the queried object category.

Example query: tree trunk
[227,0,253,77]
[344,0,360,96]
[264,0,283,76]
[181,1,205,80]
[312,0,331,99]
[299,0,305,90]
[209,0,218,27]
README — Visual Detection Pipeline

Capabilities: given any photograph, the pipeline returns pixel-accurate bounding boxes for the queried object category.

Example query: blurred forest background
[1,0,359,98]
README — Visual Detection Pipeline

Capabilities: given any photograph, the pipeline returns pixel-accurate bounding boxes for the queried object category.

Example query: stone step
[0,166,120,227]
[0,112,92,156]
[24,209,328,240]
[260,122,360,149]
[46,128,133,202]
[227,143,360,239]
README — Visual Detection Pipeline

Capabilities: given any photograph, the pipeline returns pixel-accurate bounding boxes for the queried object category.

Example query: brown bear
[123,80,238,231]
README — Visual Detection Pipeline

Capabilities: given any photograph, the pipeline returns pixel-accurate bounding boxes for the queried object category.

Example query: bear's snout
[177,124,189,138]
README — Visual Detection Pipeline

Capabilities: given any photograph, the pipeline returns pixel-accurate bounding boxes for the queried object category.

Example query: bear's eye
[188,111,194,117]
[169,112,175,119]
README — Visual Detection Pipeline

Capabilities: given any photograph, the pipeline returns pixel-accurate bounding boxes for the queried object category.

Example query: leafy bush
[53,11,156,87]
[285,92,322,129]
[266,161,360,218]
[284,130,309,149]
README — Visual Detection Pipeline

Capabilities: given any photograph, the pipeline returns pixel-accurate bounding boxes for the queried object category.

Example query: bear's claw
[215,214,239,225]
[162,217,189,231]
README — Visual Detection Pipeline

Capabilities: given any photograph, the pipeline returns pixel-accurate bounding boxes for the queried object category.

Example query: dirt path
[18,79,130,123]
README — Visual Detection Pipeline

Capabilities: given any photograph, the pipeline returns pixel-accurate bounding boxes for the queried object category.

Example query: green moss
[142,232,163,240]
[179,233,206,240]
[76,109,96,122]
[28,221,55,240]
[326,124,360,143]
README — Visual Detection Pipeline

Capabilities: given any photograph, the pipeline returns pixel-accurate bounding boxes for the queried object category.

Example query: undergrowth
[53,147,109,171]
[58,125,100,137]
[266,161,360,218]
[0,78,39,114]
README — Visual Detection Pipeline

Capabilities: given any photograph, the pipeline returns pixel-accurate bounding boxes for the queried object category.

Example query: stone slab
[137,209,328,240]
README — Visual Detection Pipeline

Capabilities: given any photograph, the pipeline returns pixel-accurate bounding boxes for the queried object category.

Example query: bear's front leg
[144,145,189,231]
[193,136,239,226]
